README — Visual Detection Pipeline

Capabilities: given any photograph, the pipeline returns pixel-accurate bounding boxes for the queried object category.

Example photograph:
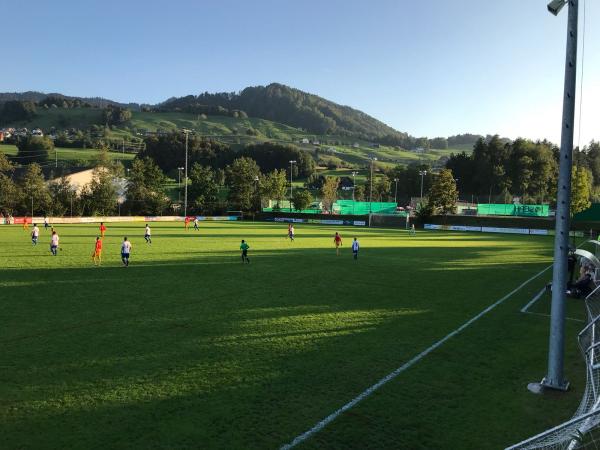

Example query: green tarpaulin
[477,204,549,217]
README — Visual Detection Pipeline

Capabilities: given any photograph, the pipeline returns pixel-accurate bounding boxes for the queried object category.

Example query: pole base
[527,377,570,394]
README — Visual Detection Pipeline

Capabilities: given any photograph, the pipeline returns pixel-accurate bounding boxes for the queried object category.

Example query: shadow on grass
[0,242,555,449]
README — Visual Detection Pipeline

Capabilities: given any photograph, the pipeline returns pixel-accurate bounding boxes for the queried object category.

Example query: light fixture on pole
[182,129,191,218]
[419,170,428,200]
[289,160,296,212]
[538,0,578,392]
[177,167,184,187]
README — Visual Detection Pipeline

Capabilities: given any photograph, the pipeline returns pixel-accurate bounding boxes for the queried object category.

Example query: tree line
[1,132,595,219]
[446,136,598,205]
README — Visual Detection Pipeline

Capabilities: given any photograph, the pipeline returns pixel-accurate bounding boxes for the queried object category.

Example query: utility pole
[289,160,296,212]
[352,171,358,215]
[419,170,428,200]
[55,148,58,168]
[394,178,399,204]
[183,129,191,218]
[541,0,579,392]
[122,139,125,155]
[369,157,377,213]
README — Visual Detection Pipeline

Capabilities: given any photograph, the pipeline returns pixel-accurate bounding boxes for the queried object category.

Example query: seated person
[567,265,595,298]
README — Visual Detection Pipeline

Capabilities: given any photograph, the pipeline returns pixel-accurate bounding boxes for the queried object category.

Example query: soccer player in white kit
[351,237,360,260]
[31,224,40,245]
[50,230,59,256]
[121,237,132,266]
[144,224,152,244]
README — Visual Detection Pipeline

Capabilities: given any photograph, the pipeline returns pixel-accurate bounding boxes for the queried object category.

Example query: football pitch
[0,222,590,449]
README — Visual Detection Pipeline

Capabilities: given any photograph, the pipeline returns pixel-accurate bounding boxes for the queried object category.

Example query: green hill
[159,83,414,146]
[0,85,480,170]
[0,108,468,169]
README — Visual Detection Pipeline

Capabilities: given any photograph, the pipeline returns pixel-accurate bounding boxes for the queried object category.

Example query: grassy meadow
[0,221,591,449]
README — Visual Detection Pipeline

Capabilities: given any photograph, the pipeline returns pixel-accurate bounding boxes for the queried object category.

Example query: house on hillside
[299,138,309,144]
[352,142,360,148]
[340,177,355,191]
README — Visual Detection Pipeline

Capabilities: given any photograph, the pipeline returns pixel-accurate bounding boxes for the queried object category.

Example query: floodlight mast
[182,129,191,218]
[543,0,578,392]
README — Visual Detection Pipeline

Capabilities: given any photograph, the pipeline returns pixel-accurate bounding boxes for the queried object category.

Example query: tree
[261,169,287,207]
[427,169,458,215]
[17,136,54,164]
[48,177,77,217]
[125,157,169,215]
[241,142,316,178]
[19,163,51,215]
[571,165,592,216]
[102,106,132,126]
[0,100,36,122]
[0,151,14,173]
[226,157,261,211]
[80,168,117,216]
[354,184,366,201]
[139,132,235,173]
[187,163,219,212]
[321,177,339,212]
[373,176,392,202]
[292,189,313,211]
[0,173,19,215]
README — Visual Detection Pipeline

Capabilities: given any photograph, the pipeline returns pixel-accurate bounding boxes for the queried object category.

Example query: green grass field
[0,222,587,449]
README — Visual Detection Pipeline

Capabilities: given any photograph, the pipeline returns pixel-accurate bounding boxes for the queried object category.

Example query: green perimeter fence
[477,203,549,217]
[263,200,405,216]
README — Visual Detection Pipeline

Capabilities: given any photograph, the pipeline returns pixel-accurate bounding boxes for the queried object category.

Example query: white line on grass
[520,287,584,322]
[521,288,547,313]
[280,264,553,449]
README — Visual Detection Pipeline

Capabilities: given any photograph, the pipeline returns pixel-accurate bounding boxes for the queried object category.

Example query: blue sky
[2,0,598,145]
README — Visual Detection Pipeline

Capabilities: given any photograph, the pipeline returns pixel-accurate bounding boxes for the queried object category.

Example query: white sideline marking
[280,264,553,449]
[521,288,547,313]
[520,288,584,322]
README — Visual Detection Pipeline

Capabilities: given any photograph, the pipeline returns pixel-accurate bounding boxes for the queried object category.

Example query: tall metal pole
[352,171,357,215]
[419,170,427,199]
[370,160,374,204]
[289,160,296,212]
[544,0,578,391]
[394,178,399,204]
[369,158,376,213]
[183,131,189,218]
